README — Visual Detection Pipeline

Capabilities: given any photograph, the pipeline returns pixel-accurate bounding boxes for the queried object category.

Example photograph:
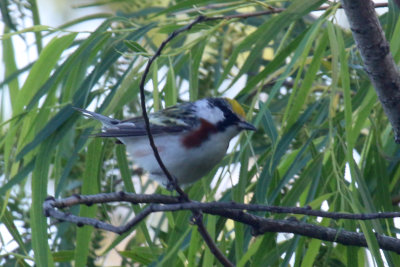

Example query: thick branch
[341,0,400,142]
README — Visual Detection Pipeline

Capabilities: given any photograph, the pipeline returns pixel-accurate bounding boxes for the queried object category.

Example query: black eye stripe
[207,98,230,115]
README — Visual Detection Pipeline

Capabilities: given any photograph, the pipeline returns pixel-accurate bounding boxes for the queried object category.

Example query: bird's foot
[165,176,179,191]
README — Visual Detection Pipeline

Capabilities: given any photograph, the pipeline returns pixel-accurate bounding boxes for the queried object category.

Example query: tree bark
[341,0,400,142]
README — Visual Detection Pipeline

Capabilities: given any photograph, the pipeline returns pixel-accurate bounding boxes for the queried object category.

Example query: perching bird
[75,97,256,187]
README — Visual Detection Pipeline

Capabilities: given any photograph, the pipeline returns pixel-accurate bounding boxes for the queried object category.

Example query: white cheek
[195,100,225,124]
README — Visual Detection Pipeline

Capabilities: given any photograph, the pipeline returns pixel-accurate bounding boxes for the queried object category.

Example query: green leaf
[187,226,201,266]
[284,30,328,129]
[0,207,29,257]
[159,227,191,266]
[74,139,103,267]
[30,137,55,267]
[164,57,177,106]
[153,59,161,111]
[218,0,326,88]
[0,25,52,40]
[52,250,75,262]
[189,40,206,101]
[124,40,149,55]
[14,33,77,113]
[260,106,278,145]
[202,215,216,267]
[0,159,35,195]
[119,247,163,264]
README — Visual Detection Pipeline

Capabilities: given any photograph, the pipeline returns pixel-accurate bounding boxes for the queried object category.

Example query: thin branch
[43,193,400,254]
[192,213,234,267]
[45,193,400,220]
[138,15,208,197]
[137,15,234,267]
[254,217,400,254]
[341,0,400,142]
[201,209,400,254]
[49,192,180,207]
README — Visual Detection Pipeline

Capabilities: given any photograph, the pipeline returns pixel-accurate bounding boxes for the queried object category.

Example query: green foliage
[1,0,400,266]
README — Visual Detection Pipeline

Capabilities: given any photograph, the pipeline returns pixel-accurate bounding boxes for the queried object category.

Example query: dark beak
[237,121,257,131]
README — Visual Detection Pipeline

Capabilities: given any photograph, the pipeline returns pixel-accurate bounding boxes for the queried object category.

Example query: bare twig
[43,193,400,254]
[45,193,400,221]
[254,217,400,254]
[192,213,234,267]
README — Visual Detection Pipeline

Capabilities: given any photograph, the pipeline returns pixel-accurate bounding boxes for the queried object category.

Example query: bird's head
[194,98,256,136]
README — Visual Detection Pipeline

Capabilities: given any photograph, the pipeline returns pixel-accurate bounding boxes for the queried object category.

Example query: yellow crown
[224,98,246,118]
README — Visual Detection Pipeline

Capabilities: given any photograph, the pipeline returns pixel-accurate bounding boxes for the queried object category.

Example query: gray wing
[95,120,191,137]
[75,105,197,137]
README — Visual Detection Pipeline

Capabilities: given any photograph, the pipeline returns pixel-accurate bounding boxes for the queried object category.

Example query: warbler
[75,97,256,187]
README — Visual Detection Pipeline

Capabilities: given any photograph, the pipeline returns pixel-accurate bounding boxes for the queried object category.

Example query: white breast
[118,126,238,185]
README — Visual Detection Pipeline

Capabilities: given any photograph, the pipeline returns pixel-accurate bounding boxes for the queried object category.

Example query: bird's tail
[73,107,120,128]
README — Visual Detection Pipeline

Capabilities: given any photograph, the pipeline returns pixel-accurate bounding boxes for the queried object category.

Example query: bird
[75,97,256,187]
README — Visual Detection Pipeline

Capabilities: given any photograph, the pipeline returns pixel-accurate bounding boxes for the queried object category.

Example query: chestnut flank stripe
[182,119,217,148]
